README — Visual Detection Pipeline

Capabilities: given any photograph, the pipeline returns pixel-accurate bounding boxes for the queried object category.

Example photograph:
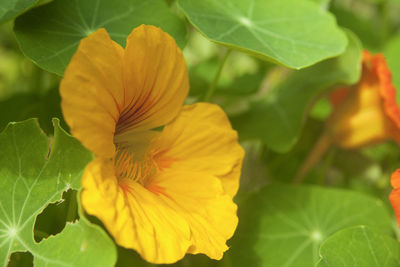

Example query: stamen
[114,149,157,185]
[115,148,176,198]
[115,150,137,181]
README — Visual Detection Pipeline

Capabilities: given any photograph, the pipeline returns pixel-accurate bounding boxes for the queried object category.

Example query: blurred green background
[2,0,400,266]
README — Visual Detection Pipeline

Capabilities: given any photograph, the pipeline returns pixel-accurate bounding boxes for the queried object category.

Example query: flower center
[114,149,157,186]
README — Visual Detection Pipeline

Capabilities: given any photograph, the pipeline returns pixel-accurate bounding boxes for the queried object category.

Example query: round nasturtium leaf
[178,0,347,69]
[225,184,393,267]
[14,0,188,76]
[317,226,400,267]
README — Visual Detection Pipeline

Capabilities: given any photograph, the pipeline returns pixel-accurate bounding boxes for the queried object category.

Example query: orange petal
[81,158,192,264]
[390,169,400,227]
[371,52,400,144]
[391,169,400,188]
[60,28,124,157]
[152,103,245,197]
[149,170,238,260]
[116,25,189,135]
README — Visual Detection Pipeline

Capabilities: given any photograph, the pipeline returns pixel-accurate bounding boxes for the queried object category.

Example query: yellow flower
[60,25,244,264]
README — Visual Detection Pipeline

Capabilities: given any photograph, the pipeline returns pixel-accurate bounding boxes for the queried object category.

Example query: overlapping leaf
[178,0,347,69]
[317,226,400,267]
[231,30,362,153]
[225,184,393,267]
[0,119,116,267]
[14,0,187,76]
[0,87,65,134]
[0,0,38,24]
[331,3,386,50]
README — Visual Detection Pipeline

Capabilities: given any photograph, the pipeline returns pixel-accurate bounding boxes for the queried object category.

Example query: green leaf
[330,3,386,50]
[0,0,38,24]
[384,34,400,103]
[189,57,269,97]
[0,119,116,266]
[317,226,400,267]
[0,87,66,134]
[177,0,347,69]
[230,30,362,153]
[262,118,325,184]
[14,0,187,76]
[32,218,116,266]
[225,184,393,267]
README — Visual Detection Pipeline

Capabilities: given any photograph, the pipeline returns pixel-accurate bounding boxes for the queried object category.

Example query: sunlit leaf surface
[0,119,116,267]
[178,0,347,69]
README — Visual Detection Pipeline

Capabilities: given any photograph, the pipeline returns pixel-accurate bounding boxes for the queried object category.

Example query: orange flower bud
[295,50,400,183]
[328,50,400,148]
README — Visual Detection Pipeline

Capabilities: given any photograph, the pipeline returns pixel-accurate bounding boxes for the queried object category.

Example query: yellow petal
[116,25,189,135]
[81,158,192,264]
[60,28,124,157]
[149,170,238,260]
[152,103,244,196]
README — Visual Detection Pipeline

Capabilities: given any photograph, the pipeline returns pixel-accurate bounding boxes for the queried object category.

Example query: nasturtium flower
[296,50,400,182]
[60,25,244,264]
[328,50,400,148]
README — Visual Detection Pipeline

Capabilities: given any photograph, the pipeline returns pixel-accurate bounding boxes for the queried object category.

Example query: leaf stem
[318,147,336,185]
[203,48,232,102]
[294,132,332,184]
